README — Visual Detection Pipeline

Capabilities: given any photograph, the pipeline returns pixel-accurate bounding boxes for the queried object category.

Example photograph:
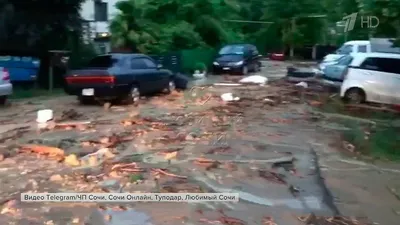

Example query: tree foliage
[0,0,85,52]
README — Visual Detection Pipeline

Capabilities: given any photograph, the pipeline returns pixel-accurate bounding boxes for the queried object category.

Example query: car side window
[358,45,367,53]
[251,46,259,56]
[131,58,146,69]
[142,58,157,68]
[360,57,380,71]
[376,58,400,74]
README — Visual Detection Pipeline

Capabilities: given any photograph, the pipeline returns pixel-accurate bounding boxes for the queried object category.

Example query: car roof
[222,44,253,48]
[97,53,148,59]
[344,40,370,45]
[350,52,400,66]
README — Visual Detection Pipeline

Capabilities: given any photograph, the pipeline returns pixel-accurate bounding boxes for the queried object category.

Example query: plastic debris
[295,81,308,88]
[221,93,240,102]
[239,75,268,84]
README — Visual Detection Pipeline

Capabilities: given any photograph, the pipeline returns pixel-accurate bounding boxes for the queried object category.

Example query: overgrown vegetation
[109,0,400,54]
[318,97,400,160]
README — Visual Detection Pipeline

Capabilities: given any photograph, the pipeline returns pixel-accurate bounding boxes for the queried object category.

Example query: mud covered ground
[0,61,399,225]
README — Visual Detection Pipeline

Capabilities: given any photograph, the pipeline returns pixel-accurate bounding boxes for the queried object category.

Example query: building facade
[80,0,120,53]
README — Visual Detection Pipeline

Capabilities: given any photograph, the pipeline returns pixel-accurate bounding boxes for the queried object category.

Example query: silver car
[0,67,13,105]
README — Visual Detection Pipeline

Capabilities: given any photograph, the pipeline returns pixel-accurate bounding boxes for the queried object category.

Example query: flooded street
[0,61,398,225]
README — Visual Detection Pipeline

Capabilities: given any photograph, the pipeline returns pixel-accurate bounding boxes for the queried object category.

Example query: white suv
[340,52,400,105]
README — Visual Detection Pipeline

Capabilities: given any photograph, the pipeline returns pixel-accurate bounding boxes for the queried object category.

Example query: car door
[249,45,261,71]
[141,57,170,91]
[323,55,353,81]
[242,46,252,68]
[130,57,159,94]
[378,58,400,105]
[358,57,394,104]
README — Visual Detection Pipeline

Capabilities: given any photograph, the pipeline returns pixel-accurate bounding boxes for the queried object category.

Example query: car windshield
[336,45,353,54]
[337,55,353,65]
[219,45,245,55]
[86,55,118,68]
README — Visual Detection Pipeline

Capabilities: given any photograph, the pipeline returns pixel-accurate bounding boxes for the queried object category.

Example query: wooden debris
[19,144,64,159]
[258,170,286,185]
[151,168,187,179]
[164,151,178,160]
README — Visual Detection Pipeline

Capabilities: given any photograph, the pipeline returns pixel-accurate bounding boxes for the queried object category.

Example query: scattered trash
[295,82,308,88]
[342,141,355,153]
[37,109,53,123]
[221,93,240,102]
[239,75,268,85]
[297,214,371,225]
[214,83,243,86]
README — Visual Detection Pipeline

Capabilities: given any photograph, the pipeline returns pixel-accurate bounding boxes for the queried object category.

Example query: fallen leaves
[297,214,370,225]
[164,151,178,160]
[64,154,80,166]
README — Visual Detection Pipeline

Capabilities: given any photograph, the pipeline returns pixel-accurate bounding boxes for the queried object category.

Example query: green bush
[194,62,207,72]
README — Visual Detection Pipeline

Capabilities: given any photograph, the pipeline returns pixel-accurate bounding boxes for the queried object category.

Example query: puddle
[191,172,323,210]
[88,208,153,225]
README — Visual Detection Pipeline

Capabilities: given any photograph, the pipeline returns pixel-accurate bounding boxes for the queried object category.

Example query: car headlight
[213,61,219,66]
[234,61,243,66]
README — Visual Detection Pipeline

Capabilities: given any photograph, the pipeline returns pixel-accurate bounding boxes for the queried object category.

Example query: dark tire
[165,79,176,94]
[126,84,140,106]
[344,88,365,104]
[241,65,248,75]
[0,96,7,105]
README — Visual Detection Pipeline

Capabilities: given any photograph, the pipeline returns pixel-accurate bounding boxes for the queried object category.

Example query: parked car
[269,52,285,61]
[64,53,182,105]
[0,56,40,82]
[321,38,400,65]
[318,54,354,88]
[340,52,400,105]
[212,44,262,75]
[322,40,370,64]
[0,67,12,105]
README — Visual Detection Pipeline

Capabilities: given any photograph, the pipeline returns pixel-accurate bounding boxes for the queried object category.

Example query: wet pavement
[0,60,398,225]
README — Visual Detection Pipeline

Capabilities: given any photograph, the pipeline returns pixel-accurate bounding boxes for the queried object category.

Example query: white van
[340,52,400,105]
[322,40,371,63]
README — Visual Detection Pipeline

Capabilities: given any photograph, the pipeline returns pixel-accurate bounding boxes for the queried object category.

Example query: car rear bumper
[65,84,130,98]
[0,83,13,96]
[213,65,242,74]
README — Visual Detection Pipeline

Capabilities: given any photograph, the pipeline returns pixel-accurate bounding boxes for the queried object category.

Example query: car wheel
[345,88,365,104]
[166,80,176,94]
[241,66,248,75]
[127,85,140,106]
[0,96,7,105]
